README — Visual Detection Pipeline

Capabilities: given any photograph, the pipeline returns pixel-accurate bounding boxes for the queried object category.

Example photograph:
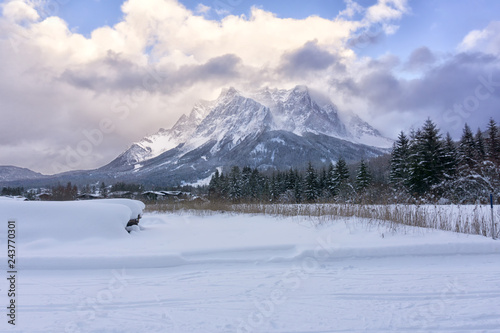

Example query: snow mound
[89,199,145,219]
[0,200,144,244]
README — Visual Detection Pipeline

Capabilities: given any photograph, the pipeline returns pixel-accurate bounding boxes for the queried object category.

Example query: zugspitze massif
[99,85,391,186]
[0,85,391,187]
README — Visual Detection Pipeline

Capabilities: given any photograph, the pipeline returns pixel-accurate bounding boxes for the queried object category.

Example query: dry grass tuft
[145,201,499,237]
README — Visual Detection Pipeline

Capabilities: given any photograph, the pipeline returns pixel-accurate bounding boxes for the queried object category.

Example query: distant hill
[0,166,45,183]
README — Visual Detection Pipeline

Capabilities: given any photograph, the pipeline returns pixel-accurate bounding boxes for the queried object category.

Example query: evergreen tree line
[208,158,377,203]
[208,118,499,204]
[1,186,24,196]
[390,118,500,203]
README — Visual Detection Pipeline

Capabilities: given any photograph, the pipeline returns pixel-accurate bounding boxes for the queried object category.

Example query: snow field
[0,206,499,332]
[1,210,498,270]
[8,254,499,333]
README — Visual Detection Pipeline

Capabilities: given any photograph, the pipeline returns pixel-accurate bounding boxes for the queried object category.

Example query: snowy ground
[1,206,499,332]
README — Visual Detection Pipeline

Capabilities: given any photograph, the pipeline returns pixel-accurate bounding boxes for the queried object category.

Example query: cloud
[346,0,408,49]
[458,21,500,56]
[337,0,364,19]
[365,0,409,23]
[280,40,340,76]
[195,3,211,14]
[404,46,436,71]
[347,26,384,49]
[1,0,39,22]
[59,51,243,94]
[332,50,500,138]
[0,0,434,174]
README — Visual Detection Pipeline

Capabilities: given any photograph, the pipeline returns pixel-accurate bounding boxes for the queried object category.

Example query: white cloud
[195,3,210,14]
[0,0,413,174]
[365,0,408,23]
[458,21,500,56]
[2,0,40,22]
[337,0,364,19]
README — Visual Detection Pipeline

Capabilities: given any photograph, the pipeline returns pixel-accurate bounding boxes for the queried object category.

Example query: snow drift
[0,199,145,244]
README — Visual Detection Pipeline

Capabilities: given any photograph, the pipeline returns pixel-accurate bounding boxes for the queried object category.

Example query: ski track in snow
[1,212,499,333]
[8,256,500,333]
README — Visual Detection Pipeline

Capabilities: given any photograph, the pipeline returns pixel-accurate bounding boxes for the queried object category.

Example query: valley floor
[2,212,500,332]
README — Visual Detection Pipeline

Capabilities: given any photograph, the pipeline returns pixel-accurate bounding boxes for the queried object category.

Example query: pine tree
[304,162,318,202]
[334,157,350,184]
[218,173,228,198]
[249,168,260,200]
[333,157,351,200]
[389,131,410,188]
[407,119,445,195]
[228,166,241,202]
[475,128,486,162]
[458,123,476,169]
[100,182,108,198]
[355,159,372,192]
[446,123,492,203]
[270,174,279,202]
[261,174,270,201]
[294,173,303,203]
[486,118,499,164]
[319,168,327,196]
[420,119,445,187]
[276,171,286,196]
[240,166,252,198]
[286,168,296,190]
[442,132,458,179]
[208,169,220,199]
[326,163,336,197]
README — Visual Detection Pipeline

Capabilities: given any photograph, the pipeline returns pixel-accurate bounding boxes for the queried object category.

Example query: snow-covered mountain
[252,85,348,138]
[0,166,44,182]
[97,85,391,186]
[112,99,214,165]
[115,85,390,167]
[0,86,392,187]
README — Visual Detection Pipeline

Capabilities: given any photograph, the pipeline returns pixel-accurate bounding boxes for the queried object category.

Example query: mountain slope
[342,112,394,148]
[111,99,214,166]
[0,166,45,183]
[109,130,386,186]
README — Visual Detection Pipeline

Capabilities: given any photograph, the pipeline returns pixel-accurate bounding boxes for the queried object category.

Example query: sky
[0,0,499,175]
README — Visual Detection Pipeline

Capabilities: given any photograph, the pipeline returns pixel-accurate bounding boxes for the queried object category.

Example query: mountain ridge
[0,166,45,183]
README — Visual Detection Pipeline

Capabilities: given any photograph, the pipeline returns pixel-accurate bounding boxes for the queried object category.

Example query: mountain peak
[102,84,392,182]
[219,86,240,100]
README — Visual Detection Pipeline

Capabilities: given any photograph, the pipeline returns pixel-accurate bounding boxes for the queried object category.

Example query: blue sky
[1,0,499,173]
[57,0,347,33]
